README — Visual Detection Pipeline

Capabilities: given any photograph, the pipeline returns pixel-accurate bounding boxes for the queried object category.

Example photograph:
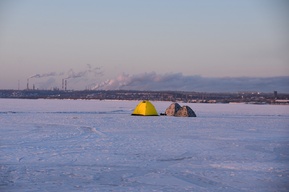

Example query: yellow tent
[131,100,159,116]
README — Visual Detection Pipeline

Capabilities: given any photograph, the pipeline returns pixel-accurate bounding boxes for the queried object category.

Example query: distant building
[274,91,278,99]
[275,100,289,104]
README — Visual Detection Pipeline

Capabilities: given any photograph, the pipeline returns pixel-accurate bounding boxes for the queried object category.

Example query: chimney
[27,79,29,90]
[65,80,67,91]
[62,79,64,90]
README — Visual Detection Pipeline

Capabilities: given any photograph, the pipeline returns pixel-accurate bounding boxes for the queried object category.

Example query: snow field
[0,99,289,191]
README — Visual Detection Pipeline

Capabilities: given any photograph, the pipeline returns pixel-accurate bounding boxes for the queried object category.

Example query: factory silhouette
[1,89,288,105]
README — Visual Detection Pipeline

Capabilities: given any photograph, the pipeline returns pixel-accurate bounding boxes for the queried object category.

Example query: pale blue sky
[0,0,288,90]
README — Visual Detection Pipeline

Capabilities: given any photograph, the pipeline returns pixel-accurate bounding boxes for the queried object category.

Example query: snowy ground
[0,99,289,192]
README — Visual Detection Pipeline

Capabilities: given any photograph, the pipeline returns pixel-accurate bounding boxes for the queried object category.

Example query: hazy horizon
[2,73,289,94]
[0,0,288,91]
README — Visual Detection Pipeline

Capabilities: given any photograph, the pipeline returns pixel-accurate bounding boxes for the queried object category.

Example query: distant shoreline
[0,89,288,105]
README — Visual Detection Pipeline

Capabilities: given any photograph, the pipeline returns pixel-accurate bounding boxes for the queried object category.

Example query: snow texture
[1,99,289,192]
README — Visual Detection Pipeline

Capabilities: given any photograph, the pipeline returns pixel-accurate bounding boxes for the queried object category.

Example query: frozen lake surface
[1,99,289,192]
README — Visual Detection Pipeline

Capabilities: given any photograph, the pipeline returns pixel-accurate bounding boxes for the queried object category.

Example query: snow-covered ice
[0,99,289,192]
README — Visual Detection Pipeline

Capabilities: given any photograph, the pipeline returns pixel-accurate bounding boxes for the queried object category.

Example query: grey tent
[175,105,197,117]
[165,103,197,117]
[165,102,181,116]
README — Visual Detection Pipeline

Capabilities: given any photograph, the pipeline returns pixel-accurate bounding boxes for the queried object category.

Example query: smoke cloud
[92,72,289,93]
[27,65,102,90]
[28,65,102,80]
[65,64,102,79]
[29,72,63,79]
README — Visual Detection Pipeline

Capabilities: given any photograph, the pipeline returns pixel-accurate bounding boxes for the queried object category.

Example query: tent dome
[175,105,197,117]
[164,102,197,117]
[131,100,158,116]
[165,102,181,116]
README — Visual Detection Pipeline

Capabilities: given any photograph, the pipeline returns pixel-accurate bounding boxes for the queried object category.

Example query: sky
[0,0,288,92]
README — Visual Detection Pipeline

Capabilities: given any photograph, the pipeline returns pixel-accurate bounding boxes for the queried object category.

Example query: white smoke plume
[65,64,102,79]
[27,65,102,90]
[29,72,63,79]
[92,72,289,93]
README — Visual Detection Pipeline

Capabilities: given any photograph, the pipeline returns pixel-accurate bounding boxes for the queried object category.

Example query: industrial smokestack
[62,79,64,90]
[27,79,29,90]
[65,80,67,91]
